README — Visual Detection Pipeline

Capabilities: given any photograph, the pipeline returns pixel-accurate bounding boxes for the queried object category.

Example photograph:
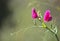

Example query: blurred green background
[0,0,60,41]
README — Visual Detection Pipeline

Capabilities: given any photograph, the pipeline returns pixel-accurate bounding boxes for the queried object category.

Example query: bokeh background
[0,0,60,41]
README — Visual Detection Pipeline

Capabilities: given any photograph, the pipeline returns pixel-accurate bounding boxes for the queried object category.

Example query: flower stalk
[46,27,59,41]
[39,20,59,41]
[31,8,59,41]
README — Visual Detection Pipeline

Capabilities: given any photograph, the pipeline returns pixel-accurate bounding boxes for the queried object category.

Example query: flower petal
[44,9,52,22]
[32,8,38,19]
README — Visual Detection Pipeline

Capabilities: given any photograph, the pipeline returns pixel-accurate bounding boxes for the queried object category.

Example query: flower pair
[32,8,59,41]
[32,8,52,22]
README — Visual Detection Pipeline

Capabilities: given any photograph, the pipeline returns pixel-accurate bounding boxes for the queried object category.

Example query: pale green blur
[1,0,60,41]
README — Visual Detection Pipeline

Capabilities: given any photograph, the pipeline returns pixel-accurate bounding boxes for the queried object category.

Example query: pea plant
[32,8,59,41]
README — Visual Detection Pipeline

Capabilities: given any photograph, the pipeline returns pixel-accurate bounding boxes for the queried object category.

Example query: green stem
[55,34,59,41]
[38,19,59,41]
[46,27,59,41]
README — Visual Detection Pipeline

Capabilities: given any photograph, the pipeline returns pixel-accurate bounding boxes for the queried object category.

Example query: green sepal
[42,22,47,28]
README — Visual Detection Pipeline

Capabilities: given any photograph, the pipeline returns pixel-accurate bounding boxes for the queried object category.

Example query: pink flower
[44,9,52,22]
[32,8,38,19]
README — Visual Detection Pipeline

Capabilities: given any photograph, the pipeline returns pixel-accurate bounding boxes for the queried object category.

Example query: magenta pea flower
[44,9,52,22]
[32,8,38,19]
